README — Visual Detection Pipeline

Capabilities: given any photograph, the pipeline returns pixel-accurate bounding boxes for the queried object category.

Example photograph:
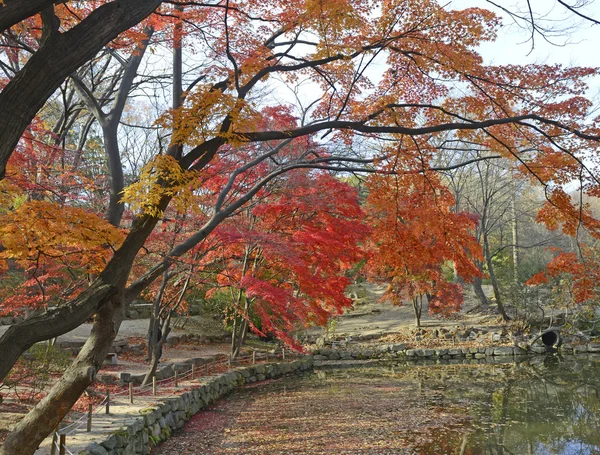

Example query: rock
[448,348,462,357]
[588,343,600,353]
[390,343,405,352]
[156,364,174,380]
[100,434,118,451]
[174,362,191,373]
[98,374,117,385]
[129,373,145,385]
[166,336,180,346]
[83,442,108,455]
[328,351,341,360]
[493,347,514,356]
[0,317,13,325]
[103,353,118,365]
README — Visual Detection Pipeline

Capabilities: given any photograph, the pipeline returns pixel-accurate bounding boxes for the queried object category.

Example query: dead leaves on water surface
[152,375,469,455]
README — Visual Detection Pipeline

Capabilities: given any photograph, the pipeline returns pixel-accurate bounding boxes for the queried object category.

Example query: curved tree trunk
[412,295,423,328]
[483,233,509,321]
[0,282,116,382]
[0,296,124,455]
[0,193,170,382]
[0,0,162,179]
[472,274,490,306]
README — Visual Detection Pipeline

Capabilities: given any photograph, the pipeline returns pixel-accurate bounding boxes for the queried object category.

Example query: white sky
[450,0,600,68]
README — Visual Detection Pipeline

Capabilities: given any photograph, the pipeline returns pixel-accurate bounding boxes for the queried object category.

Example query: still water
[164,356,600,454]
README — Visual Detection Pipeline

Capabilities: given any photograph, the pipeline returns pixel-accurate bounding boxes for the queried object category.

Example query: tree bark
[0,282,116,381]
[472,274,490,306]
[0,295,123,455]
[412,295,422,327]
[0,0,162,179]
[483,232,509,321]
[142,315,170,387]
[0,192,170,382]
[0,0,67,33]
[511,193,519,283]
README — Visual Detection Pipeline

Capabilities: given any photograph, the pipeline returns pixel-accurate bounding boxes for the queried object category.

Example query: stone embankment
[77,358,313,455]
[311,341,600,363]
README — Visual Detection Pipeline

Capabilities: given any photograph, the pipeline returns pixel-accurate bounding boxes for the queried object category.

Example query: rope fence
[50,348,291,453]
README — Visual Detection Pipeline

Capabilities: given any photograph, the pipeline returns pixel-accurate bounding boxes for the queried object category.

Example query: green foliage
[202,289,231,321]
[326,319,338,338]
[505,283,545,330]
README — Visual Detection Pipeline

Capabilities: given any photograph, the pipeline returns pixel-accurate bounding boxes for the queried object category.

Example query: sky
[449,0,600,68]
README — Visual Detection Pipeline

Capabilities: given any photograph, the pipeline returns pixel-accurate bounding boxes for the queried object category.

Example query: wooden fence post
[50,427,59,455]
[59,434,66,455]
[86,403,92,432]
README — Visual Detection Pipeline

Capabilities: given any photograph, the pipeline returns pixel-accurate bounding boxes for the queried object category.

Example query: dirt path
[0,313,231,348]
[305,282,500,340]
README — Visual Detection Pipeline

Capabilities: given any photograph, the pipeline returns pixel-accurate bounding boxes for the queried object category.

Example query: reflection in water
[356,356,600,454]
[157,356,600,455]
[289,357,600,454]
[459,355,600,455]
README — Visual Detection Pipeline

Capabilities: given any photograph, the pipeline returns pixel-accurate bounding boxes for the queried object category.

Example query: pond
[153,356,600,455]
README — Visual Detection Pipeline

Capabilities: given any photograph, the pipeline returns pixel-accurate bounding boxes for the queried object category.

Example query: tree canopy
[1,0,600,453]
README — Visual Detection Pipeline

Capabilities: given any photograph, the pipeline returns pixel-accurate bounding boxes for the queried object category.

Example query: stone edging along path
[76,358,313,455]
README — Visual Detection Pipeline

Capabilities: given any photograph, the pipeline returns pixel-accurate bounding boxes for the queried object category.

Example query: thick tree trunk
[472,270,490,306]
[0,192,170,382]
[483,233,509,321]
[511,194,519,283]
[142,316,170,387]
[412,295,422,328]
[0,296,124,455]
[102,124,126,226]
[0,0,63,33]
[0,282,116,381]
[0,0,162,179]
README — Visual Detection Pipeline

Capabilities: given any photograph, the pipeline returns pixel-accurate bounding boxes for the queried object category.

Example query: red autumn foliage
[365,168,482,317]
